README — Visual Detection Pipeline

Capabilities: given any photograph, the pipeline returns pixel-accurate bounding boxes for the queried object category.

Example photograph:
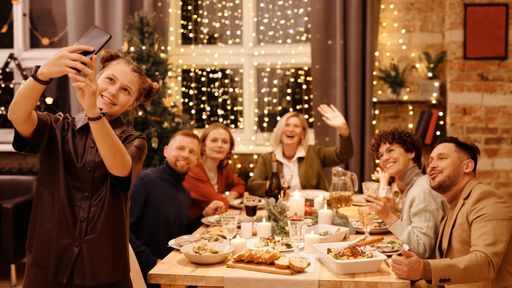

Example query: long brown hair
[200,122,235,168]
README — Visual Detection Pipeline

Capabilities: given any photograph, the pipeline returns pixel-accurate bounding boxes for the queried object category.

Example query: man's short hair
[435,136,480,173]
[168,130,200,144]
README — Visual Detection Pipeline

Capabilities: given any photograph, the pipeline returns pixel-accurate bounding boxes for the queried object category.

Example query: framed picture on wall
[464,3,509,60]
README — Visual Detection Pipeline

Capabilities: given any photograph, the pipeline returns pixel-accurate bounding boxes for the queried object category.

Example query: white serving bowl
[314,242,387,274]
[181,242,234,265]
[304,224,349,243]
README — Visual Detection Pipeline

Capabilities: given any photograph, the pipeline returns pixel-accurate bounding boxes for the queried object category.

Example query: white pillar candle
[288,190,305,218]
[313,194,324,211]
[304,232,321,253]
[240,221,253,239]
[231,236,247,254]
[257,219,272,238]
[318,205,333,225]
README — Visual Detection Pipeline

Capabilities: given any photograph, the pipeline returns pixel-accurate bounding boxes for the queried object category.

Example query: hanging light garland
[165,0,311,177]
[371,2,444,142]
[170,0,312,133]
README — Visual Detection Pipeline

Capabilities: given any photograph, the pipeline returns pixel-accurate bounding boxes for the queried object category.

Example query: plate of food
[201,215,243,226]
[168,230,227,250]
[229,197,265,209]
[304,224,349,243]
[301,189,330,201]
[247,236,301,252]
[351,194,367,206]
[372,239,409,256]
[314,242,387,274]
[352,219,389,234]
[181,242,234,265]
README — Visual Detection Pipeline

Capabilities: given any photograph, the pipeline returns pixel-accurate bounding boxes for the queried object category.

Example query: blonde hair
[99,50,160,104]
[270,112,309,150]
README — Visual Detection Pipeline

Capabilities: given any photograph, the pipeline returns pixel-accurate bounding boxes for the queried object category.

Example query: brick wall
[376,0,512,192]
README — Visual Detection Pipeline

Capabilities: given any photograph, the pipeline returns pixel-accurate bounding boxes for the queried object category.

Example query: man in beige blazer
[390,137,512,287]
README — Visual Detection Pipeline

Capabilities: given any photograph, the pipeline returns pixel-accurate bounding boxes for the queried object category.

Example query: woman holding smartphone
[8,45,159,287]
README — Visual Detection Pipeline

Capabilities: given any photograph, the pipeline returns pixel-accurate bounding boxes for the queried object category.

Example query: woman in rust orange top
[183,122,245,220]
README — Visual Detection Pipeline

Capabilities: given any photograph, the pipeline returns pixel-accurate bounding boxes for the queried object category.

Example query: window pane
[0,0,14,48]
[29,0,67,48]
[181,0,242,45]
[180,67,243,128]
[256,66,313,132]
[257,0,311,44]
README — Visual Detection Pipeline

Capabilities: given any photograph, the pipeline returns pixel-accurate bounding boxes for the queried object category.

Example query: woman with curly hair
[183,122,245,220]
[366,128,448,258]
[8,45,159,287]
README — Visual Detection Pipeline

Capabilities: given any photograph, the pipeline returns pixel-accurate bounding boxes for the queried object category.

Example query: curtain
[311,0,380,185]
[65,0,144,114]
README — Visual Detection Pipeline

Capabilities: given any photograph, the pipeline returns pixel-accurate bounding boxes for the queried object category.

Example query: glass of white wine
[357,206,373,238]
[221,215,238,242]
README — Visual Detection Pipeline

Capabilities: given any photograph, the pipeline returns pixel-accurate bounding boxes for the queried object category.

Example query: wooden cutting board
[226,260,297,275]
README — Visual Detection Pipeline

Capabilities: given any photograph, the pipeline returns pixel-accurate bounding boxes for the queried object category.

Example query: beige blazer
[428,179,512,287]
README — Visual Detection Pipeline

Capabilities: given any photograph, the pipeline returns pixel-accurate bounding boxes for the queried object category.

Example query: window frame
[168,0,313,154]
[0,1,60,151]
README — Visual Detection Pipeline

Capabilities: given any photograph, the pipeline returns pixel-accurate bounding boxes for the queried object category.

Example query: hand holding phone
[75,25,112,59]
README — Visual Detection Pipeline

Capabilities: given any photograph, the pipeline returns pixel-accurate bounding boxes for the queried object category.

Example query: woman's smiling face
[280,116,305,149]
[377,142,414,177]
[96,61,140,118]
[203,128,231,161]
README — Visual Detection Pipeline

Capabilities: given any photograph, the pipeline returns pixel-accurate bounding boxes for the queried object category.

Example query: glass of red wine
[244,195,259,220]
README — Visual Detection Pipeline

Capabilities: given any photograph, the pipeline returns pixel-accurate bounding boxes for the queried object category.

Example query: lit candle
[288,190,305,218]
[257,219,272,238]
[231,236,247,254]
[240,221,253,239]
[318,205,333,225]
[314,194,324,211]
[304,231,321,253]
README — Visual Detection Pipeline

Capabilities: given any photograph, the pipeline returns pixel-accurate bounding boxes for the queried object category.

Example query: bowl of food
[181,242,234,265]
[372,239,408,256]
[304,224,349,243]
[314,242,387,274]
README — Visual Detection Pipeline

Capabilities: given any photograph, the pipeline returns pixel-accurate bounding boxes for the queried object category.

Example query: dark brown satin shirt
[13,112,147,285]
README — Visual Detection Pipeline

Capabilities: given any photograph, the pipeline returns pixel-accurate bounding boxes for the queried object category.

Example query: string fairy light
[171,0,312,132]
[371,1,444,150]
[166,0,312,175]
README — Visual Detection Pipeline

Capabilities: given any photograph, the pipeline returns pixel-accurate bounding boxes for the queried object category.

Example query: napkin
[224,254,319,288]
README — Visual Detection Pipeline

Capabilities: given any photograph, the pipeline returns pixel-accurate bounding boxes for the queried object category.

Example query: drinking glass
[357,206,373,238]
[288,219,305,253]
[280,174,293,200]
[221,215,238,241]
[362,181,380,196]
[244,195,259,220]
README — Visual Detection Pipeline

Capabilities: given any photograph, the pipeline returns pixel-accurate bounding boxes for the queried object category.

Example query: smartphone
[75,25,112,59]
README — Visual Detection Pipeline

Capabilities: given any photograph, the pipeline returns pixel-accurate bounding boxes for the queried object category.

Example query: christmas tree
[123,11,189,168]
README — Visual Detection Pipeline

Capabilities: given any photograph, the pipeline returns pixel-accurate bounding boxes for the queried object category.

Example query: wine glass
[280,174,293,200]
[244,195,259,220]
[357,206,373,238]
[221,215,238,242]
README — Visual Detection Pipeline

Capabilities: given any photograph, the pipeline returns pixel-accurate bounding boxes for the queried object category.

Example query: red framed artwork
[464,3,509,60]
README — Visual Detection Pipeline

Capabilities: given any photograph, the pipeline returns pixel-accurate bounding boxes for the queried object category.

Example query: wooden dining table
[148,206,411,288]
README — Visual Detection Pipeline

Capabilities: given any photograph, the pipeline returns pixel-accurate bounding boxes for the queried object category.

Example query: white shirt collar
[274,144,305,191]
